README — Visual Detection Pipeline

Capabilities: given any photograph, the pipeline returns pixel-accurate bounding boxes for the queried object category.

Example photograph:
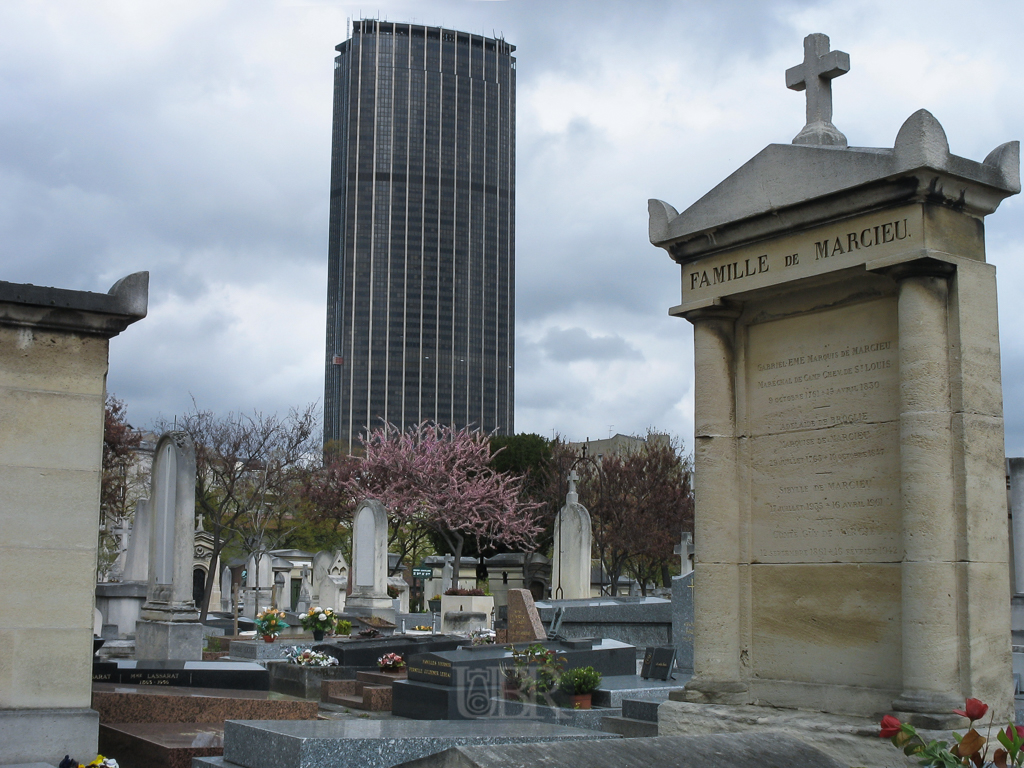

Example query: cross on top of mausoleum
[786,33,850,147]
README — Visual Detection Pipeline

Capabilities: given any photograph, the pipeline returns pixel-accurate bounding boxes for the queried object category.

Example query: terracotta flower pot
[263,635,275,643]
[570,693,592,710]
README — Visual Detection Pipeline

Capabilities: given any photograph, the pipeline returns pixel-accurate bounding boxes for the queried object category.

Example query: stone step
[601,715,659,738]
[326,684,393,711]
[621,698,660,722]
[321,678,357,700]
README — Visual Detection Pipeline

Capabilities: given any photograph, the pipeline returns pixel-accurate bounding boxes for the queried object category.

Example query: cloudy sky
[3,0,1024,454]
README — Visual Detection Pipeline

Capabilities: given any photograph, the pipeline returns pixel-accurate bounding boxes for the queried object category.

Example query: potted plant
[336,619,352,637]
[254,608,289,642]
[298,606,337,641]
[505,643,565,705]
[557,666,602,710]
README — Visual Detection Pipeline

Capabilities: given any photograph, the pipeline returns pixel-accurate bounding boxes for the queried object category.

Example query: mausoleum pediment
[651,109,1019,264]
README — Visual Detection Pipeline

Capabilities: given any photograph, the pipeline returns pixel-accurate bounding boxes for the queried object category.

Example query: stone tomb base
[194,719,616,768]
[658,700,957,767]
[135,619,204,661]
[0,707,99,767]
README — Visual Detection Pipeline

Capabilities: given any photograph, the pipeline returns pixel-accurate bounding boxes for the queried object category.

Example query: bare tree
[160,401,319,621]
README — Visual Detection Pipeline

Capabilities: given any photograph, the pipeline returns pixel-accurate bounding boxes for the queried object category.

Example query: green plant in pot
[336,619,352,637]
[557,666,602,709]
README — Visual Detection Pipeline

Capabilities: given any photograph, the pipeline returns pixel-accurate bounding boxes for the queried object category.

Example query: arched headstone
[347,499,392,616]
[551,470,592,600]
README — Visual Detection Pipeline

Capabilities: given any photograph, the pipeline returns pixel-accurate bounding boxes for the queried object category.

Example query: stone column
[1009,458,1024,595]
[681,304,747,704]
[889,261,962,722]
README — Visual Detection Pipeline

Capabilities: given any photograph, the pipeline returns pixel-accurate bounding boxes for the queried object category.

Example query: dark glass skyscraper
[325,20,516,451]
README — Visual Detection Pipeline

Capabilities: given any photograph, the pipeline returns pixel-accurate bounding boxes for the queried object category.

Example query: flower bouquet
[254,608,289,641]
[59,756,118,768]
[378,652,405,671]
[469,628,496,646]
[284,646,339,667]
[298,606,336,640]
[880,697,1024,767]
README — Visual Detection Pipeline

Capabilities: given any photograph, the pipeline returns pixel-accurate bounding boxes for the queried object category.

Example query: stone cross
[785,33,850,147]
[566,468,579,505]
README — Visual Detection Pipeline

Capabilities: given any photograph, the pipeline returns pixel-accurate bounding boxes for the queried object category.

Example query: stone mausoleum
[651,34,1018,727]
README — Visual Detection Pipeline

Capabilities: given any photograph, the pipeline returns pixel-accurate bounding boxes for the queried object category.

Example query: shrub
[558,666,602,695]
[443,587,485,596]
[336,619,352,636]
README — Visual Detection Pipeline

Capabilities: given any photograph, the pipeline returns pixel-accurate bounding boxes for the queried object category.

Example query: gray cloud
[1,0,1022,453]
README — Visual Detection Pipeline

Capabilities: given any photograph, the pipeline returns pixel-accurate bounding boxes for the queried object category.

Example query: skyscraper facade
[325,20,516,451]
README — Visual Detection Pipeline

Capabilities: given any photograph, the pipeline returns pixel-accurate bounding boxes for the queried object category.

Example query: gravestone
[505,588,547,642]
[95,498,150,638]
[551,470,592,599]
[650,33,1017,725]
[347,499,393,617]
[135,432,204,661]
[670,572,694,673]
[311,550,335,604]
[319,550,349,612]
[0,272,147,765]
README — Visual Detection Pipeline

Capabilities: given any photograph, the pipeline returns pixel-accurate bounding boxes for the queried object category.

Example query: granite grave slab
[201,719,617,768]
[393,639,636,719]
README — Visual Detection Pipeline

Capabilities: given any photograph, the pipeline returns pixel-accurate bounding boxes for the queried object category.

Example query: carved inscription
[678,205,921,310]
[407,655,453,685]
[746,298,901,563]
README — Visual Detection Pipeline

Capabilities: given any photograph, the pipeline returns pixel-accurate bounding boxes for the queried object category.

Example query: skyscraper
[324,20,516,451]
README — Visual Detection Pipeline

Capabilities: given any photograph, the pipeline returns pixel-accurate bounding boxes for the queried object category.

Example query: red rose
[953,698,989,722]
[879,714,902,738]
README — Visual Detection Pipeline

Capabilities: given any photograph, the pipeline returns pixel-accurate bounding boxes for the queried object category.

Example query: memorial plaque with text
[746,297,901,565]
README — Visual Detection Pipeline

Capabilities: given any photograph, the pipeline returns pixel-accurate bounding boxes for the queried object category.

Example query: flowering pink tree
[344,422,542,587]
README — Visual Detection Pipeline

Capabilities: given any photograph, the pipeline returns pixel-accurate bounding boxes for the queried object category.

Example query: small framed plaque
[641,646,677,680]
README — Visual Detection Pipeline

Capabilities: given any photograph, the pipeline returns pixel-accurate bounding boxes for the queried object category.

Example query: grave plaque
[650,34,1017,725]
[641,647,677,681]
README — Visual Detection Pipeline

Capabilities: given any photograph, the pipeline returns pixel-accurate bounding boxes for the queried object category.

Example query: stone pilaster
[681,303,748,704]
[888,260,962,724]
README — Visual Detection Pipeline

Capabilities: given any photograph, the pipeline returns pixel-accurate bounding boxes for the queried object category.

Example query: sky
[3,0,1024,454]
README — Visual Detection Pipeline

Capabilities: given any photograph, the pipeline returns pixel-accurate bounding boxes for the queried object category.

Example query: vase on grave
[313,630,325,642]
[262,635,275,643]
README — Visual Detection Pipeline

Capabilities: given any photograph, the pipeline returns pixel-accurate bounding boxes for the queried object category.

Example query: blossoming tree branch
[342,422,543,587]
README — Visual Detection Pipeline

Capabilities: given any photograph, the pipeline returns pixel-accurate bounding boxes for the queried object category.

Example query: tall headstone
[650,34,1017,726]
[346,499,392,616]
[135,432,204,660]
[311,550,335,604]
[506,588,547,643]
[0,272,146,764]
[121,498,151,582]
[671,571,695,674]
[551,470,592,599]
